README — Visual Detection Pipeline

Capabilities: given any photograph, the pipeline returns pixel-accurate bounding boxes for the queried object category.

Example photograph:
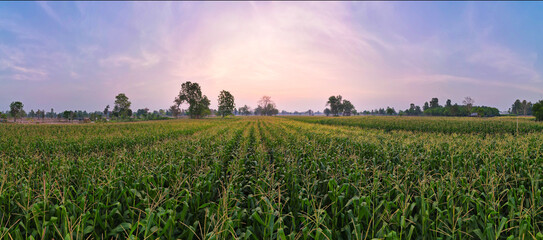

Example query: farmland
[1,116,543,239]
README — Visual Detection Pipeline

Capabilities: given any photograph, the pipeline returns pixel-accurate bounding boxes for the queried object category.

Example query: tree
[512,100,533,116]
[423,102,430,111]
[512,99,522,115]
[446,99,452,107]
[450,104,460,116]
[175,81,210,119]
[254,106,263,115]
[112,93,132,118]
[326,95,343,116]
[521,100,532,115]
[463,97,474,113]
[217,90,235,117]
[36,109,44,120]
[104,105,110,119]
[430,98,439,108]
[10,101,24,123]
[62,110,74,122]
[169,105,181,118]
[386,107,396,115]
[342,100,355,116]
[239,105,251,116]
[257,96,278,116]
[324,108,331,116]
[532,100,543,121]
[415,106,422,115]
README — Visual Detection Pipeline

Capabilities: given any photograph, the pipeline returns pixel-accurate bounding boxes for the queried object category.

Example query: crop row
[1,117,543,239]
[286,116,543,134]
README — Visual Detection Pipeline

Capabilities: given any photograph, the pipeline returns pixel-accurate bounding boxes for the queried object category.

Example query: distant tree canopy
[511,99,533,115]
[326,95,356,116]
[257,96,278,116]
[404,103,423,116]
[112,93,132,118]
[463,97,475,113]
[175,81,211,119]
[430,98,440,108]
[9,101,24,123]
[420,97,499,117]
[217,90,235,117]
[62,110,75,122]
[386,107,396,115]
[533,100,543,121]
[239,105,251,116]
[169,105,181,118]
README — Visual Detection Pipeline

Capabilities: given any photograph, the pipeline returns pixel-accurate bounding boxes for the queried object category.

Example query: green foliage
[405,103,423,116]
[326,95,356,116]
[326,95,343,116]
[2,116,543,239]
[113,93,132,119]
[62,110,74,121]
[9,101,24,122]
[288,115,543,134]
[533,100,543,121]
[218,90,235,117]
[175,81,210,119]
[513,99,533,115]
[0,113,7,122]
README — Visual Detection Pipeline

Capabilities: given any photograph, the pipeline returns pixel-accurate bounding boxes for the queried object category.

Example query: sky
[1,2,543,112]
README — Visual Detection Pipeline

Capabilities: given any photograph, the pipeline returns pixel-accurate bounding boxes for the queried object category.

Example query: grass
[1,116,543,239]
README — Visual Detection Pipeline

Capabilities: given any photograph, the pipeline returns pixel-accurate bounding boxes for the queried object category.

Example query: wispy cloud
[37,2,64,27]
[1,2,542,111]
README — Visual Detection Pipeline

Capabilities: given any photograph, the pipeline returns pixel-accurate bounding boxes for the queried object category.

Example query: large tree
[533,100,543,121]
[217,90,235,117]
[257,96,278,116]
[326,95,343,116]
[326,95,356,116]
[175,81,210,119]
[9,101,24,123]
[113,93,132,118]
[342,100,355,116]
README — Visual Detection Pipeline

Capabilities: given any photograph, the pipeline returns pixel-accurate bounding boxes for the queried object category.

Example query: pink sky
[1,2,543,112]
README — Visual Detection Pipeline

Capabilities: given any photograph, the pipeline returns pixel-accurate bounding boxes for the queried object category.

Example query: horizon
[1,2,543,113]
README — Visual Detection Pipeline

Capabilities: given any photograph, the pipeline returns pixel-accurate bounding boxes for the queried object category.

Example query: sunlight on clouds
[1,2,543,111]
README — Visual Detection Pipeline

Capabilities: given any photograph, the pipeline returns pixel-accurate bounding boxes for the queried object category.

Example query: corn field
[1,116,543,239]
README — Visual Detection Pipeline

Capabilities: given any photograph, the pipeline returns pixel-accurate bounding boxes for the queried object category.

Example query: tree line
[4,83,543,122]
[321,95,543,121]
[1,81,280,123]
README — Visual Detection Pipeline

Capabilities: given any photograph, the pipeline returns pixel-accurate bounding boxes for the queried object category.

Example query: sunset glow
[1,2,543,112]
